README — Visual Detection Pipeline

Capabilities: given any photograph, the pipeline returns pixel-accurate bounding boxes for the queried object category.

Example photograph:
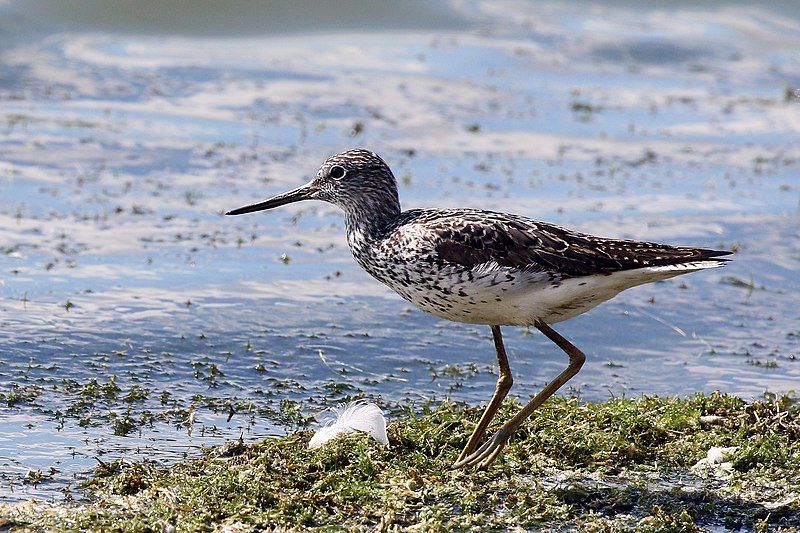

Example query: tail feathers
[627,259,727,285]
[683,248,732,262]
[648,259,728,273]
[634,247,732,268]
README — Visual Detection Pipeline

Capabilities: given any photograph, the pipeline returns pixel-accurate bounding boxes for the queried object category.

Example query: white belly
[376,260,723,326]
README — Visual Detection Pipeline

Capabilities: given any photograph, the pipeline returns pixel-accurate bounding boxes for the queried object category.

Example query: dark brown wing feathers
[433,216,731,277]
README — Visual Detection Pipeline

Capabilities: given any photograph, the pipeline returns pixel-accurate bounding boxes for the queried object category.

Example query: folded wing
[425,212,731,277]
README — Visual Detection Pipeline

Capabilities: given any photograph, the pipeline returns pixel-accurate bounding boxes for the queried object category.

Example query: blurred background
[0,0,798,502]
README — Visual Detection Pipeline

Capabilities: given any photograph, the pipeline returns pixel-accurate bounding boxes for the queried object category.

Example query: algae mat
[2,393,799,531]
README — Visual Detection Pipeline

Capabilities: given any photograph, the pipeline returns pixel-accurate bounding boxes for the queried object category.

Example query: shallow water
[1,0,798,502]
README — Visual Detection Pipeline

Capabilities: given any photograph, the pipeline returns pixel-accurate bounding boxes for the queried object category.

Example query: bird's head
[226,149,400,218]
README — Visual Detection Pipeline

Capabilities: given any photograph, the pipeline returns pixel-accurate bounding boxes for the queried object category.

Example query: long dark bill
[225,184,314,216]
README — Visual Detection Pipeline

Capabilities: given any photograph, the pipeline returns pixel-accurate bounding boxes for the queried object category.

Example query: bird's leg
[456,325,513,463]
[452,319,586,469]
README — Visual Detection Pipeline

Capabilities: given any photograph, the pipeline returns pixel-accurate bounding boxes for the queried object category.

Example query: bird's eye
[329,165,346,180]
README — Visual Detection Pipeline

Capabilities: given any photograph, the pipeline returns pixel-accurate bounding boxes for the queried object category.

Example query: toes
[451,429,513,469]
[452,438,500,469]
[477,443,505,469]
[452,441,490,469]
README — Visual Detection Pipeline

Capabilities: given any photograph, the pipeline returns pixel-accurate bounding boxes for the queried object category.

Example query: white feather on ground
[692,446,739,472]
[308,401,389,449]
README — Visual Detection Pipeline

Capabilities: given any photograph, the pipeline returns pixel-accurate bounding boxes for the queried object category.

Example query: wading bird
[227,149,730,469]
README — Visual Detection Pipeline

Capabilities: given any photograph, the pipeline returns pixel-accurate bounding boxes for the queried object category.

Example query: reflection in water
[0,0,799,502]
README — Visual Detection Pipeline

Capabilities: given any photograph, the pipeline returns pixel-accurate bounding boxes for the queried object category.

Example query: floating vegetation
[350,121,365,137]
[722,275,763,291]
[0,384,43,407]
[1,393,798,530]
[569,99,604,122]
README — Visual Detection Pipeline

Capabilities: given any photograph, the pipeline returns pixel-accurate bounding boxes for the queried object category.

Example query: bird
[226,149,731,469]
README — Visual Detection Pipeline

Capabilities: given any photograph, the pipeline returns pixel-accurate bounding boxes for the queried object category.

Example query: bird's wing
[405,210,731,277]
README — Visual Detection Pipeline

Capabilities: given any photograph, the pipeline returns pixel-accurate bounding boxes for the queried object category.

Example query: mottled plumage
[227,149,731,469]
[348,207,727,325]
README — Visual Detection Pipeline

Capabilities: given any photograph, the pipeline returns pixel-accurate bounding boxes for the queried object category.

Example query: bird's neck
[343,194,401,246]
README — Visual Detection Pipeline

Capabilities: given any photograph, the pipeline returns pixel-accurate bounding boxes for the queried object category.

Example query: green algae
[2,393,799,531]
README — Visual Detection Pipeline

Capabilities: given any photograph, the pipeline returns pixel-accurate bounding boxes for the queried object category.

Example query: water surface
[1,0,798,502]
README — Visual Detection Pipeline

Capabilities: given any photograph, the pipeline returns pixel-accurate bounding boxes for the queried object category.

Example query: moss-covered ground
[2,393,799,531]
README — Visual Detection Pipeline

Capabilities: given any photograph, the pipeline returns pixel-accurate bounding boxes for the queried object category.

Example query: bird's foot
[451,427,513,470]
